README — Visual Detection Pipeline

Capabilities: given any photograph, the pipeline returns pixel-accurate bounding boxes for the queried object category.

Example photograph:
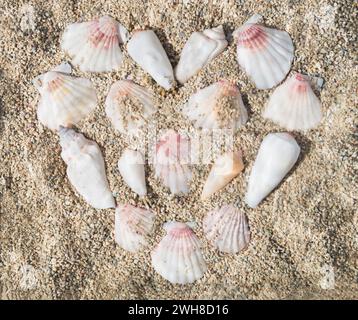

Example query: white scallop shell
[201,151,244,200]
[151,221,207,284]
[154,130,192,195]
[118,148,147,196]
[263,73,322,131]
[105,80,157,134]
[245,132,300,208]
[203,204,250,253]
[115,204,155,252]
[233,14,294,89]
[182,80,248,129]
[59,127,115,209]
[34,63,97,131]
[127,30,175,90]
[175,25,228,84]
[61,15,129,72]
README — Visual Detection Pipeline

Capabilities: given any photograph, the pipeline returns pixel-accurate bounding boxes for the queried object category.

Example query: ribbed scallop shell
[61,15,129,72]
[263,73,322,131]
[115,204,155,252]
[203,205,250,253]
[105,80,157,134]
[182,80,248,130]
[151,222,207,284]
[154,130,192,195]
[233,14,294,89]
[34,63,97,131]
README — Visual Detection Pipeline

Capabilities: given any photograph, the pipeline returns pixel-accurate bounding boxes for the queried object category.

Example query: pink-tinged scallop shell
[203,204,250,253]
[263,73,322,131]
[151,221,207,284]
[115,204,155,252]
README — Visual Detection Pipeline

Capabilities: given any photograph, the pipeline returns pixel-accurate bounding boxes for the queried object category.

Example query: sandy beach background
[0,0,357,299]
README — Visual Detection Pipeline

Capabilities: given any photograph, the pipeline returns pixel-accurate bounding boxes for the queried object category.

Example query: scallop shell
[154,130,192,195]
[59,127,115,209]
[34,62,97,131]
[182,80,248,130]
[203,204,250,253]
[233,14,294,89]
[105,80,157,134]
[61,15,129,72]
[151,221,207,284]
[175,25,228,84]
[115,204,155,252]
[118,148,147,196]
[201,151,244,200]
[127,30,175,90]
[263,73,322,131]
[245,132,300,208]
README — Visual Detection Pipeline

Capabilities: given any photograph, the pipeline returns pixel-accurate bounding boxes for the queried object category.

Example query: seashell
[105,80,157,134]
[233,14,294,89]
[201,151,244,200]
[115,204,155,252]
[34,63,97,131]
[245,132,300,208]
[151,221,207,284]
[203,204,250,253]
[175,25,228,84]
[182,80,248,130]
[61,15,129,72]
[154,130,192,195]
[127,30,175,90]
[118,148,147,196]
[59,127,115,209]
[263,73,322,131]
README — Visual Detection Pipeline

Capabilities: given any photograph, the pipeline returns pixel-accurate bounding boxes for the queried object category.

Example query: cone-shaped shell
[115,204,155,252]
[201,151,244,200]
[59,127,115,209]
[203,204,250,253]
[263,73,322,131]
[61,15,129,72]
[118,148,147,196]
[175,25,228,84]
[127,30,175,90]
[151,221,207,284]
[245,132,300,208]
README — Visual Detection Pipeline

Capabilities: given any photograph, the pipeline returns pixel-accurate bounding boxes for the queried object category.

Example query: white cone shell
[175,25,228,84]
[151,222,207,284]
[127,30,175,90]
[263,73,322,131]
[118,149,147,196]
[59,127,115,209]
[245,132,300,208]
[115,204,155,252]
[61,15,129,72]
[203,204,250,253]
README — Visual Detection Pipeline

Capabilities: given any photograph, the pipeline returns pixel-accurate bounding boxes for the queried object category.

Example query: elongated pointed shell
[263,73,322,131]
[245,132,300,208]
[203,205,250,253]
[105,80,157,134]
[118,148,147,196]
[151,222,207,284]
[201,151,244,200]
[115,204,155,252]
[182,80,248,129]
[127,30,175,90]
[154,130,192,195]
[233,14,294,89]
[175,25,228,84]
[61,15,129,72]
[34,63,97,131]
[59,127,115,209]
